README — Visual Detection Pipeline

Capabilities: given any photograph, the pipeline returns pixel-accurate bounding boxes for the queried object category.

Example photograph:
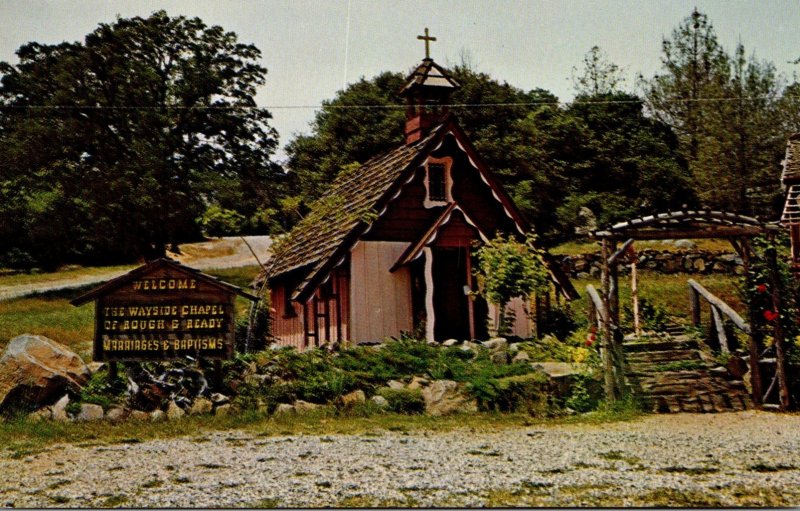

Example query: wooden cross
[417,28,436,59]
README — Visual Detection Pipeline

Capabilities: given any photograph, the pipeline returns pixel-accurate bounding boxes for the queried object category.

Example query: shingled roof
[258,121,446,299]
[781,133,800,185]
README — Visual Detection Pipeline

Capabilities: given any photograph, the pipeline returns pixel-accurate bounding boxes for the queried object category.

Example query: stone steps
[624,325,752,414]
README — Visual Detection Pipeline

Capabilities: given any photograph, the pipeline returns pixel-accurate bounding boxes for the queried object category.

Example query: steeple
[399,29,460,145]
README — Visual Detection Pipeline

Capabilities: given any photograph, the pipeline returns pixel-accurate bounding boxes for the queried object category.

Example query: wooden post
[740,238,762,408]
[601,238,616,403]
[534,294,542,339]
[710,305,730,354]
[608,242,626,396]
[631,257,640,336]
[108,361,118,381]
[765,236,791,411]
[690,286,701,327]
[466,250,476,340]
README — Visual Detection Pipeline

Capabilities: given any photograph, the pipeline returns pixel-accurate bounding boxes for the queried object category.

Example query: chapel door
[432,247,470,341]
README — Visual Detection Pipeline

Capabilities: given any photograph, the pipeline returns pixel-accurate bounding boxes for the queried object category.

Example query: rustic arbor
[590,210,788,409]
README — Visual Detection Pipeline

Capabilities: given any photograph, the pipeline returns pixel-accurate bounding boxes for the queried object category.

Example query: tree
[0,11,282,267]
[642,9,786,215]
[572,46,625,96]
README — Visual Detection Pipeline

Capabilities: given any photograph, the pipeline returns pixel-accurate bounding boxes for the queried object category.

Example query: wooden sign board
[72,258,258,361]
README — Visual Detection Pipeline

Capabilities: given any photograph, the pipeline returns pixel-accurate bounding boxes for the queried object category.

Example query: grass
[570,270,743,326]
[0,266,261,355]
[550,238,737,256]
[650,359,707,372]
[0,264,134,289]
[0,407,640,455]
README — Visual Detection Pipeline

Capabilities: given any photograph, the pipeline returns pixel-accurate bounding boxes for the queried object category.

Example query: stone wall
[558,249,744,278]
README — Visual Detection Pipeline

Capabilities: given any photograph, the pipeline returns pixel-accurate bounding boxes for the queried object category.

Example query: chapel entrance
[431,247,488,341]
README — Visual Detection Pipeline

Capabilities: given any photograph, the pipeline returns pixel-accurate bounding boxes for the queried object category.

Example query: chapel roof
[781,133,800,184]
[257,120,447,297]
[399,58,460,96]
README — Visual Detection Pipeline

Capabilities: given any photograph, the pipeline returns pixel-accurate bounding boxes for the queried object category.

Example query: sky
[2,0,800,159]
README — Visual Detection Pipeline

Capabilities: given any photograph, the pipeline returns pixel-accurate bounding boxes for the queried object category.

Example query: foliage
[572,45,625,96]
[471,372,550,413]
[475,234,550,335]
[623,297,669,331]
[79,369,127,408]
[376,388,425,414]
[0,11,283,268]
[199,204,246,237]
[564,374,599,413]
[641,8,786,216]
[538,304,579,341]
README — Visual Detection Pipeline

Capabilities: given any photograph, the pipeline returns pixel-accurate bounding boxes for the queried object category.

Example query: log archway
[590,210,786,409]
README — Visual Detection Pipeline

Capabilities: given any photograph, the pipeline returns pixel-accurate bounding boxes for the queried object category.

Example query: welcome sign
[72,258,258,361]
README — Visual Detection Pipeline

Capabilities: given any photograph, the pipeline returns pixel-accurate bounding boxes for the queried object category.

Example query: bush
[564,374,599,413]
[472,372,550,413]
[79,369,127,409]
[199,204,246,237]
[377,388,425,414]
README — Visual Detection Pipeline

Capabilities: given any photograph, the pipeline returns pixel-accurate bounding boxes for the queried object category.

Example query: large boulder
[0,334,91,412]
[422,380,477,416]
[77,403,104,421]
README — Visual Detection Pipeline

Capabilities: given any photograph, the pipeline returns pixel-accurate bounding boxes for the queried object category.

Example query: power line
[0,95,794,111]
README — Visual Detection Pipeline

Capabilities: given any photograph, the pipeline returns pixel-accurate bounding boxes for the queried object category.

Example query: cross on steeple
[417,28,436,59]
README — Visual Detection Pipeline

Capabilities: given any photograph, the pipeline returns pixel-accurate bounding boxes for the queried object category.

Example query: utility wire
[0,95,795,112]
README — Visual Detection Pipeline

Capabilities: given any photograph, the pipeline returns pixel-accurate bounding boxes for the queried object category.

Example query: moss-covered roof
[258,122,445,299]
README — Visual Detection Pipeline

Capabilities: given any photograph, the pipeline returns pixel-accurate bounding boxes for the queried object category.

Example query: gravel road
[2,411,799,507]
[0,236,271,301]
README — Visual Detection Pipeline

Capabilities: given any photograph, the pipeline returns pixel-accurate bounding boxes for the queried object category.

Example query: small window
[283,286,297,318]
[428,163,446,201]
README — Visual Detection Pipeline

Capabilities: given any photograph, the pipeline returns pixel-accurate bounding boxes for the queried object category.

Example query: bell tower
[399,28,460,145]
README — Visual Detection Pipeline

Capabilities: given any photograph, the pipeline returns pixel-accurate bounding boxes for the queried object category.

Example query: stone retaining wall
[558,249,744,278]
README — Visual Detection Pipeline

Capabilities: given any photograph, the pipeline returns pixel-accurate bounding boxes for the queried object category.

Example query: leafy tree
[572,46,625,96]
[642,9,786,215]
[0,11,282,267]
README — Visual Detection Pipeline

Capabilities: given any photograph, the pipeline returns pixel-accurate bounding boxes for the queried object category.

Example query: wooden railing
[687,279,749,354]
[585,284,607,330]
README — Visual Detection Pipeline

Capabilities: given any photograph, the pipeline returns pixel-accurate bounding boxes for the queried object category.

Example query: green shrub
[79,369,126,409]
[295,369,359,404]
[377,388,425,414]
[473,372,550,413]
[199,204,245,237]
[564,374,598,413]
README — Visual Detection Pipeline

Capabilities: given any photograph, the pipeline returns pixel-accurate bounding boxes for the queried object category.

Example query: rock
[576,272,590,279]
[422,380,477,416]
[86,362,105,374]
[693,258,706,272]
[442,339,459,347]
[105,406,128,422]
[52,394,70,422]
[589,265,602,278]
[0,334,91,411]
[28,407,52,422]
[387,380,405,390]
[77,403,104,421]
[214,404,233,417]
[407,376,429,390]
[512,351,530,363]
[508,343,521,354]
[274,403,295,415]
[129,410,149,421]
[482,337,508,351]
[166,401,185,420]
[150,409,166,422]
[674,239,696,249]
[293,400,320,413]
[370,395,389,409]
[189,398,213,415]
[459,341,478,353]
[210,393,230,405]
[726,356,749,379]
[491,351,510,365]
[340,390,366,407]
